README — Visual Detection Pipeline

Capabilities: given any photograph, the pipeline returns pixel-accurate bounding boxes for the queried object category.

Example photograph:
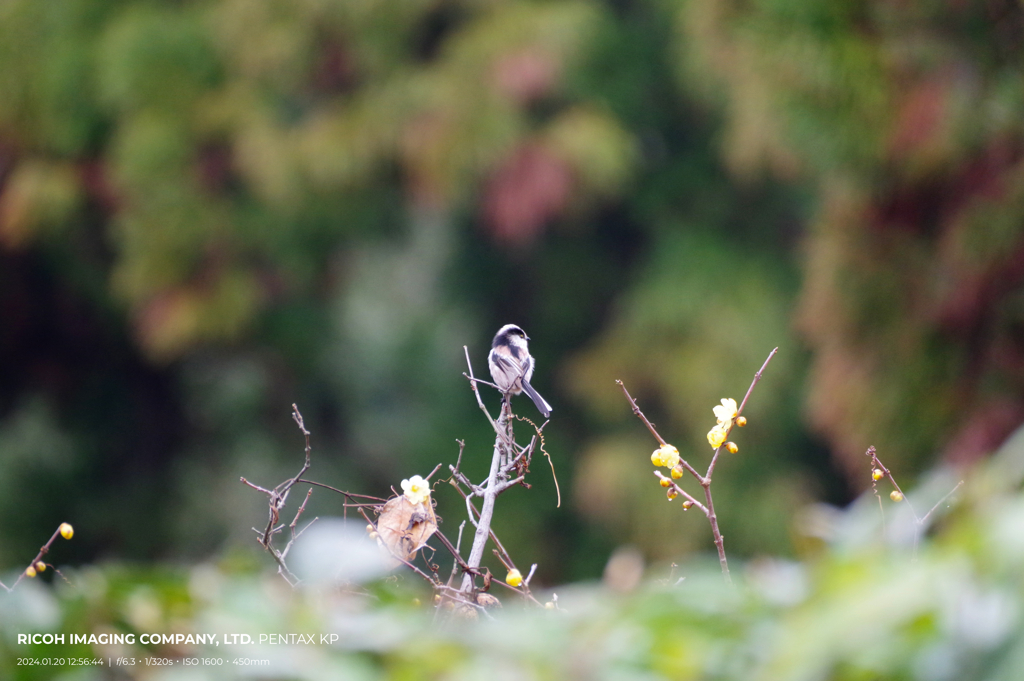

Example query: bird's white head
[492,324,530,352]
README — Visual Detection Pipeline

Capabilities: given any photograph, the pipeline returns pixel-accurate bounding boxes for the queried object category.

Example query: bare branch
[619,347,779,584]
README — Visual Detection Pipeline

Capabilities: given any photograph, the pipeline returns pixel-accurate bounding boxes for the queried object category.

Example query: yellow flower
[35,562,46,572]
[59,523,74,540]
[25,566,37,578]
[725,442,738,454]
[890,490,903,502]
[506,569,523,587]
[651,449,664,466]
[713,398,737,427]
[872,469,884,481]
[401,475,431,505]
[657,444,680,469]
[707,424,728,449]
[670,465,683,479]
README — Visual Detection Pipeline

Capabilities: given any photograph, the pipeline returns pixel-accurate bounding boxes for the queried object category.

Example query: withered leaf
[375,495,438,569]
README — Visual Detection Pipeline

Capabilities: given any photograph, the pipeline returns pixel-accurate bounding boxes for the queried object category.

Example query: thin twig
[453,439,466,474]
[617,381,703,482]
[922,480,964,524]
[464,346,504,441]
[446,521,467,589]
[448,476,517,572]
[653,471,709,514]
[616,380,668,446]
[1,525,70,593]
[424,463,443,482]
[866,446,963,558]
[524,563,538,586]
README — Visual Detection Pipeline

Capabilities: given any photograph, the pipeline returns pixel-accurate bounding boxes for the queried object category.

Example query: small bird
[488,324,553,418]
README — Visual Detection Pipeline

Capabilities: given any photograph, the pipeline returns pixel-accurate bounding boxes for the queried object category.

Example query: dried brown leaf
[375,495,438,569]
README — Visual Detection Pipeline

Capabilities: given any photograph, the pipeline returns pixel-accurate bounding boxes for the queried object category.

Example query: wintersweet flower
[401,475,431,505]
[707,424,728,449]
[59,523,74,540]
[713,398,738,428]
[651,444,680,469]
[506,569,523,587]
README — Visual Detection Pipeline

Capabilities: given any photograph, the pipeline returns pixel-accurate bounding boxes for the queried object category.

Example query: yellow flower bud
[725,442,738,454]
[651,450,664,467]
[366,524,375,534]
[506,569,523,587]
[682,500,693,510]
[890,490,903,502]
[707,425,728,449]
[667,489,678,500]
[872,469,884,481]
[35,562,46,573]
[59,523,74,540]
[660,478,671,488]
[25,566,37,578]
[736,416,747,427]
[671,465,683,479]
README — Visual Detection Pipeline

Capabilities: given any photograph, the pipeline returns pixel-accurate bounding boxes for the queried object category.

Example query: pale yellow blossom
[401,475,431,505]
[653,444,679,469]
[707,424,728,449]
[713,398,737,428]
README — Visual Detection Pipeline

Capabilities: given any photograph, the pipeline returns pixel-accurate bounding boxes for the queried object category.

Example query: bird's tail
[521,379,552,419]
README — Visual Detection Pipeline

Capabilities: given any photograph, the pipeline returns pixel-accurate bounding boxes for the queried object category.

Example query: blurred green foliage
[4,425,1024,681]
[0,0,806,580]
[680,0,1024,478]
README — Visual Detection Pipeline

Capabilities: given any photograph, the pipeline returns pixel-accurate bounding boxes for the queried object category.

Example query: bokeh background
[3,0,1024,588]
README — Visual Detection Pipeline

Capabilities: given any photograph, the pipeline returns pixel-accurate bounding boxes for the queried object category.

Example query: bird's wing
[489,350,525,391]
[491,351,524,377]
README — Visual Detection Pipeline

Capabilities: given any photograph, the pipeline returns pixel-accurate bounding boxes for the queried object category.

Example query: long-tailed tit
[488,324,552,418]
